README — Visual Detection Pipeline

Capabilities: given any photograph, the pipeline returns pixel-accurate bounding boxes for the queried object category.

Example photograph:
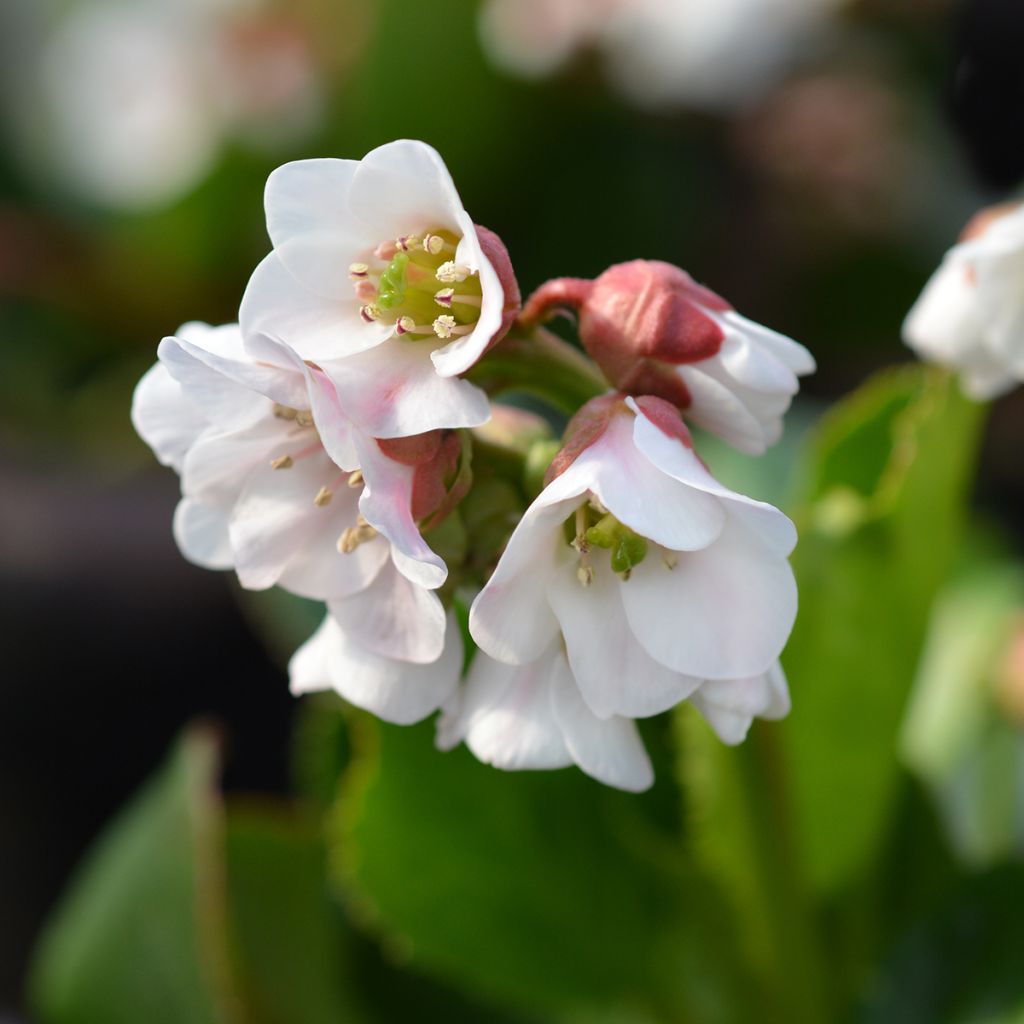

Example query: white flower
[466,395,798,781]
[32,0,320,210]
[290,609,463,725]
[240,139,520,438]
[903,203,1024,400]
[437,643,654,792]
[131,322,450,622]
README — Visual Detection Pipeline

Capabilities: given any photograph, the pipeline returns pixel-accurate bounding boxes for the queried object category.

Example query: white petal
[456,648,573,771]
[173,497,232,570]
[354,433,447,589]
[903,256,985,366]
[131,362,207,471]
[721,311,816,376]
[549,657,654,792]
[691,661,791,744]
[328,559,446,663]
[547,554,701,719]
[264,158,368,299]
[622,514,797,680]
[676,363,769,455]
[240,253,389,363]
[580,413,726,552]
[347,139,466,244]
[629,404,797,556]
[319,339,490,438]
[290,612,462,724]
[181,418,283,503]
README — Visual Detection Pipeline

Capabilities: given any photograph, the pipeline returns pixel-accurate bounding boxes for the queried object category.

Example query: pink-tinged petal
[549,658,654,792]
[173,498,232,570]
[246,333,360,470]
[431,214,506,377]
[158,333,306,423]
[547,554,701,719]
[328,559,446,664]
[228,448,346,591]
[181,418,283,503]
[621,515,797,680]
[580,413,726,552]
[691,662,791,744]
[240,253,390,362]
[264,158,372,299]
[319,338,490,438]
[354,434,446,589]
[131,362,207,471]
[455,648,573,771]
[289,612,462,724]
[347,139,466,244]
[629,403,797,556]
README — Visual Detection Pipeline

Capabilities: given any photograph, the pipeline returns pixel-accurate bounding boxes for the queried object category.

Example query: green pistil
[376,251,409,311]
[585,514,648,575]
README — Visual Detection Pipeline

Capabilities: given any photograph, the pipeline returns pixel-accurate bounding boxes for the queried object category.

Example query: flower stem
[466,326,607,416]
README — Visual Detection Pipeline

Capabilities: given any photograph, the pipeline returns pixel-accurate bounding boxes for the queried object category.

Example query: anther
[355,280,378,301]
[347,470,363,488]
[374,240,397,260]
[662,553,678,570]
[270,455,293,470]
[434,288,455,308]
[314,486,333,507]
[396,315,416,335]
[576,564,594,587]
[396,235,420,252]
[360,304,382,323]
[348,262,369,279]
[436,261,470,284]
[423,234,451,255]
[295,410,314,428]
[433,315,458,339]
[273,403,298,420]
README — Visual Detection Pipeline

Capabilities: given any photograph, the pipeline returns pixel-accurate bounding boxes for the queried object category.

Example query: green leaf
[781,366,984,893]
[28,726,238,1024]
[224,803,366,1024]
[332,714,752,1021]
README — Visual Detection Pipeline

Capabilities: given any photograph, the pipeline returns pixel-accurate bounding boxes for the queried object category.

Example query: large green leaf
[781,366,984,892]
[29,726,238,1024]
[332,712,753,1022]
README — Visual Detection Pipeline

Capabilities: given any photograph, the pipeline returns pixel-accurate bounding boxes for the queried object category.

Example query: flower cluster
[133,139,814,791]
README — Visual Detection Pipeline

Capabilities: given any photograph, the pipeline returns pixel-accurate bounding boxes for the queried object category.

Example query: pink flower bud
[521,260,731,407]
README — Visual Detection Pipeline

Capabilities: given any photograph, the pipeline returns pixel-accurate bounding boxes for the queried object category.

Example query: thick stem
[466,326,608,416]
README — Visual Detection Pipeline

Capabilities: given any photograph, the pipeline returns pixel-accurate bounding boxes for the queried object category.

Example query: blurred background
[2,0,1024,1018]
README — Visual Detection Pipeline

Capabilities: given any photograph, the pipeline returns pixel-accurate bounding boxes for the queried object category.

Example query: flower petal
[621,514,797,680]
[131,361,207,471]
[549,657,654,792]
[691,662,791,744]
[328,559,446,663]
[547,553,701,719]
[455,648,573,771]
[173,497,232,570]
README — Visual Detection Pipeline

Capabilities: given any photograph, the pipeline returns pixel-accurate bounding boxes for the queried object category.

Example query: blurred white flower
[36,0,320,209]
[478,0,844,111]
[903,203,1024,400]
[241,140,520,439]
[290,609,463,725]
[464,394,797,787]
[131,323,454,628]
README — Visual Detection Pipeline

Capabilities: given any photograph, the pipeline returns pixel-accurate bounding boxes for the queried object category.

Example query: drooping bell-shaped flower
[903,202,1024,400]
[240,139,521,439]
[131,322,463,614]
[521,260,814,454]
[467,394,798,783]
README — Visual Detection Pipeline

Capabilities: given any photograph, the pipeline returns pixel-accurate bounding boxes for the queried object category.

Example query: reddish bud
[522,260,731,407]
[544,393,627,485]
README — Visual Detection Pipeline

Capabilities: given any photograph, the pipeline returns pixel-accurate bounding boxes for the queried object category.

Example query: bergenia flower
[521,260,814,455]
[130,322,460,616]
[240,139,521,438]
[438,643,655,792]
[903,202,1024,400]
[290,610,463,725]
[465,394,798,787]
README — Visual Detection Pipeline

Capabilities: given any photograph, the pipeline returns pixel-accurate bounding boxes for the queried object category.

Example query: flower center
[349,230,484,341]
[567,500,661,585]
